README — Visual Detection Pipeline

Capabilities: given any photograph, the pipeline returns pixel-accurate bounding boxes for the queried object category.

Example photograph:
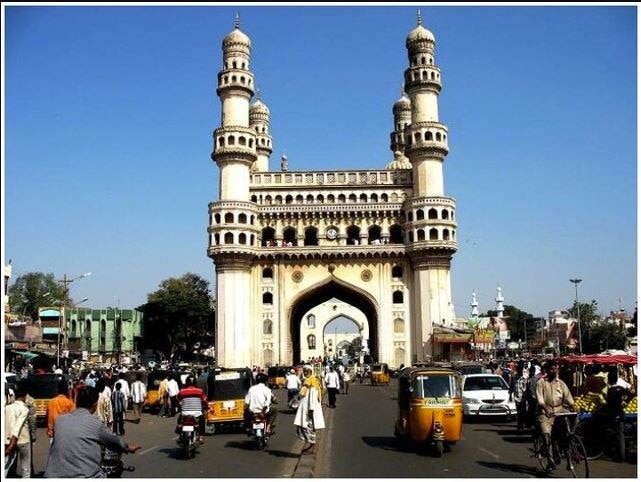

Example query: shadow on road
[476,460,545,478]
[266,449,301,459]
[223,440,299,458]
[361,436,412,453]
[158,447,195,460]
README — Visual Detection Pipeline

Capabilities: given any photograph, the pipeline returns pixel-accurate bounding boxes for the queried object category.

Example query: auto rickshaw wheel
[434,441,444,457]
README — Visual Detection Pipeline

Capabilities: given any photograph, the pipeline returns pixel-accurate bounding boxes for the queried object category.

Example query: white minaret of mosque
[471,291,479,317]
[249,89,273,172]
[209,14,261,367]
[495,286,505,318]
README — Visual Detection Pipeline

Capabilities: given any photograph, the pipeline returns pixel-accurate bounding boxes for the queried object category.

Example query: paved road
[316,380,638,478]
[29,380,638,478]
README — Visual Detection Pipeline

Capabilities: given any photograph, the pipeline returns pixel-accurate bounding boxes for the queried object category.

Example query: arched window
[347,225,361,245]
[250,234,255,245]
[307,335,316,350]
[251,195,258,203]
[327,194,335,203]
[426,131,433,141]
[262,292,273,304]
[275,195,283,205]
[371,193,379,203]
[368,225,382,245]
[429,228,438,240]
[261,227,275,246]
[392,265,403,278]
[407,211,413,222]
[285,195,293,204]
[85,320,91,335]
[441,209,449,220]
[443,229,450,241]
[416,209,425,221]
[381,193,388,202]
[262,267,273,279]
[307,314,315,328]
[428,208,438,219]
[360,193,368,203]
[417,229,425,241]
[225,213,234,223]
[304,227,318,246]
[317,194,324,203]
[283,227,297,246]
[394,318,405,333]
[239,136,246,146]
[393,290,404,304]
[408,231,414,242]
[238,213,247,224]
[435,132,442,142]
[224,232,234,244]
[338,194,346,203]
[263,319,272,335]
[214,213,221,224]
[296,195,304,204]
[306,194,314,204]
[239,233,247,244]
[265,195,272,205]
[214,233,220,245]
[389,224,404,244]
[348,194,357,203]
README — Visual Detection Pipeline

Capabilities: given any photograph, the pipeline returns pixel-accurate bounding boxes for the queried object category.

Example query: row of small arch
[219,73,253,88]
[210,225,456,246]
[211,206,454,225]
[410,56,434,67]
[406,130,447,145]
[216,135,260,149]
[250,192,404,205]
[406,68,441,83]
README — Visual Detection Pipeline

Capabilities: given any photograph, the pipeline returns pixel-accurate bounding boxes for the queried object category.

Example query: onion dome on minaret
[223,13,251,49]
[389,86,412,159]
[250,98,270,116]
[386,150,412,170]
[393,91,411,115]
[406,10,435,48]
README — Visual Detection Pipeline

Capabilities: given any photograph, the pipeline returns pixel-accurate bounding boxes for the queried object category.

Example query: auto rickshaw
[204,367,253,434]
[394,367,463,457]
[267,366,289,389]
[370,363,390,386]
[143,369,184,413]
[26,373,71,423]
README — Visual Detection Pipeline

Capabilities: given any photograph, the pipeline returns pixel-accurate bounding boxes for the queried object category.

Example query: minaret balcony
[213,127,257,162]
[217,69,255,97]
[404,123,449,157]
[404,66,441,93]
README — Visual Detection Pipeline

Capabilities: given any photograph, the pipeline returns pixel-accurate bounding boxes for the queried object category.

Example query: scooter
[175,414,201,459]
[250,408,271,450]
[100,448,135,478]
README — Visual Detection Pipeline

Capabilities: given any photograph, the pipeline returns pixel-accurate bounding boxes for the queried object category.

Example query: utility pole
[569,279,583,355]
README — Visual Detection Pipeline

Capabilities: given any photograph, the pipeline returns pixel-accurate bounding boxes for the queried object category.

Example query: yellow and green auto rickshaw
[267,366,290,389]
[204,367,253,434]
[394,367,463,457]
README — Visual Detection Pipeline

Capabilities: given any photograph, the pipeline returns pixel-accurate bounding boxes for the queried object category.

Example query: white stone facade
[208,14,457,368]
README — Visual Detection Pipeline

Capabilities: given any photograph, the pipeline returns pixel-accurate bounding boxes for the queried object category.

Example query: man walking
[111,382,127,436]
[324,365,340,408]
[5,380,32,478]
[167,376,180,417]
[130,373,147,424]
[47,378,75,442]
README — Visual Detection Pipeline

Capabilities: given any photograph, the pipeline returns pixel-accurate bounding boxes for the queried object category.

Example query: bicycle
[532,412,589,478]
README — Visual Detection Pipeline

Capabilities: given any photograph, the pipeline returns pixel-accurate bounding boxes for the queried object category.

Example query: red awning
[556,354,637,365]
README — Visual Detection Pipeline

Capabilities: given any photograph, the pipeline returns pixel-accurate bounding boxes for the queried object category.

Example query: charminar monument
[208,12,457,368]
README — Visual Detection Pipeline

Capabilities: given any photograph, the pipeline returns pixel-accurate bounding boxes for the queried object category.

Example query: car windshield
[464,376,508,391]
[414,375,458,398]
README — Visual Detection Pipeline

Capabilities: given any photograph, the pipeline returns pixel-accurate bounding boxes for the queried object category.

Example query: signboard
[474,328,496,344]
[508,342,520,349]
[82,351,89,361]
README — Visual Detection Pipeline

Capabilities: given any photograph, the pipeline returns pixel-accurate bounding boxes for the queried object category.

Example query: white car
[462,373,516,418]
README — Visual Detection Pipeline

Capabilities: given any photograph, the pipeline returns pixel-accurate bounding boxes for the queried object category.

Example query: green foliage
[8,272,64,320]
[568,300,600,326]
[581,321,628,354]
[137,273,215,357]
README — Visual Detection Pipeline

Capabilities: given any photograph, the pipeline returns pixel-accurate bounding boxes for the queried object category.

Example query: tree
[567,299,604,354]
[582,322,628,354]
[137,273,215,358]
[8,272,64,320]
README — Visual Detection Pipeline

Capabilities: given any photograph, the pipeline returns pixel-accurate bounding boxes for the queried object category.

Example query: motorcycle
[100,448,135,478]
[175,414,201,459]
[250,408,272,450]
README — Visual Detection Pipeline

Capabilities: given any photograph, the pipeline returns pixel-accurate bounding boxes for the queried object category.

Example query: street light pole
[569,279,583,355]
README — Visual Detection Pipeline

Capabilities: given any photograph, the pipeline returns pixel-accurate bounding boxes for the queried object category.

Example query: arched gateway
[208,13,458,368]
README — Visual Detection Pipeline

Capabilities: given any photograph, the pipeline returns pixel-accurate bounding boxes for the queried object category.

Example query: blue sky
[4,5,637,319]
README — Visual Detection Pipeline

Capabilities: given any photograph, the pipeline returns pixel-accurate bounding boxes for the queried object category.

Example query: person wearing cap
[286,368,302,405]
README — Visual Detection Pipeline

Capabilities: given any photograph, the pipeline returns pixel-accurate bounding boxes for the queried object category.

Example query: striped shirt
[178,386,207,414]
[111,389,126,414]
[130,380,147,404]
[44,408,128,478]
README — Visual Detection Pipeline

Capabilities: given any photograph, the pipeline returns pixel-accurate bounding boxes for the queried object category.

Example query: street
[29,380,637,478]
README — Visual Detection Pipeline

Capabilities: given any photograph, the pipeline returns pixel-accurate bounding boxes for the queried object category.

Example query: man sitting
[244,373,277,434]
[177,377,208,443]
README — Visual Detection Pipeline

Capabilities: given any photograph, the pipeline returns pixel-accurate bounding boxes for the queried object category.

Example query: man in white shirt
[324,365,341,408]
[116,373,130,411]
[286,369,302,404]
[129,373,147,424]
[167,376,180,417]
[5,381,31,478]
[244,373,277,433]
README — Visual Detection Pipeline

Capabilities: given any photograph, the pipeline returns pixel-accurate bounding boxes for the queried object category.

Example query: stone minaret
[208,15,260,367]
[249,90,273,172]
[404,11,457,361]
[471,291,479,318]
[387,86,412,170]
[495,286,505,319]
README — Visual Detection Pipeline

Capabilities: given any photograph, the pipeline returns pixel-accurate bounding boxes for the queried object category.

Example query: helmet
[256,373,268,384]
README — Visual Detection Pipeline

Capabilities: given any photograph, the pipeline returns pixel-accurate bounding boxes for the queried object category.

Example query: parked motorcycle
[100,448,135,478]
[250,408,271,450]
[175,414,201,459]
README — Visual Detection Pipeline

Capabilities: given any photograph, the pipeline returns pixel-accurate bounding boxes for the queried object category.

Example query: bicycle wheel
[575,420,603,460]
[532,433,550,472]
[557,436,589,478]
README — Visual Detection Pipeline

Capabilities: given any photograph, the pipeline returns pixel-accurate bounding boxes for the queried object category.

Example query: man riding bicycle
[535,360,574,471]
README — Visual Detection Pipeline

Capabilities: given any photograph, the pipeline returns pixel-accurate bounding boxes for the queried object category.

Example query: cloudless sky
[3,5,637,320]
